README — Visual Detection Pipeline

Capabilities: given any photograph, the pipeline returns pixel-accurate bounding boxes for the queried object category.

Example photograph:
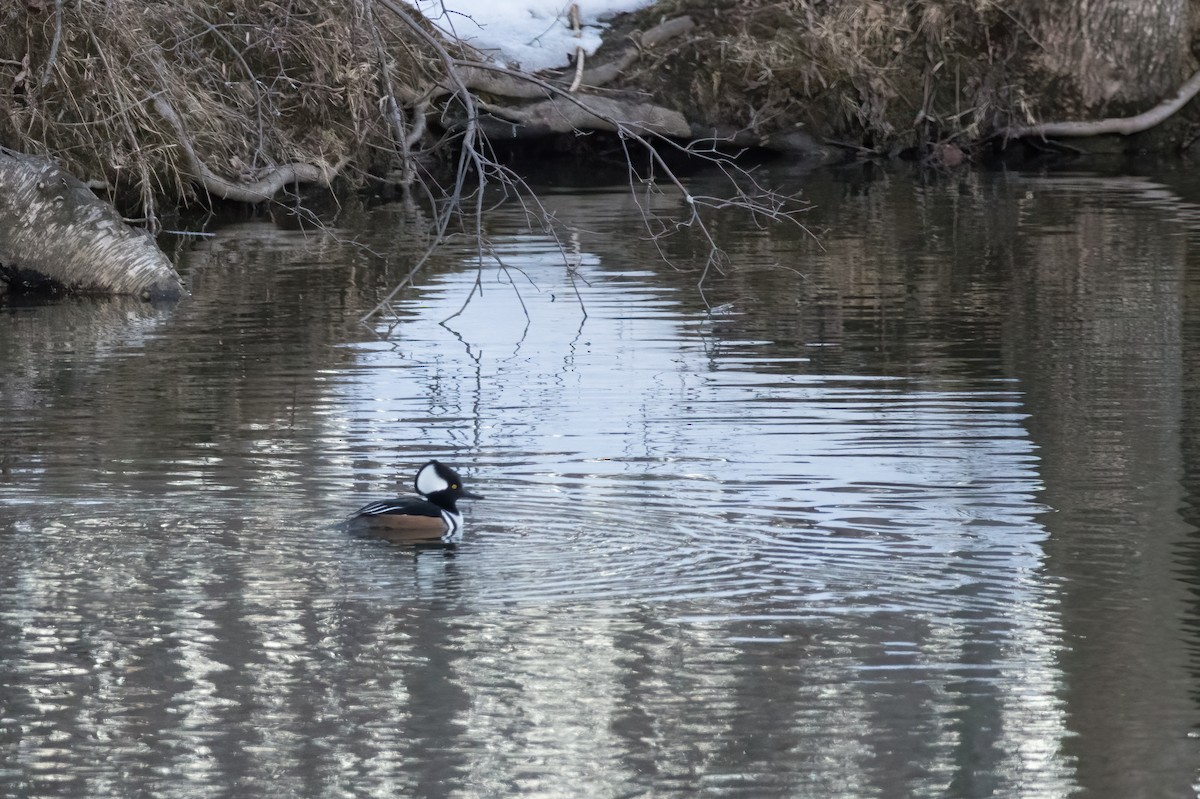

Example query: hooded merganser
[352,460,483,541]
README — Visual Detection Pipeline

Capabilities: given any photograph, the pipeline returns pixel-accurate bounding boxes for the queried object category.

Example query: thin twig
[362,0,415,186]
[360,2,807,327]
[568,4,584,93]
[39,0,64,88]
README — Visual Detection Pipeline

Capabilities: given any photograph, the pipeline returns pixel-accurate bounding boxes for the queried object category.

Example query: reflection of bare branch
[457,58,807,291]
[360,4,806,325]
[372,0,488,244]
[361,0,490,323]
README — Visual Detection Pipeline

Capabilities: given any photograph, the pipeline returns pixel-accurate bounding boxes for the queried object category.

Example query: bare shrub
[0,1,809,317]
[621,0,1029,152]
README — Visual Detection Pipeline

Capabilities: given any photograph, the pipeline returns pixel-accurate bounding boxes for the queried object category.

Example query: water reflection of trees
[626,169,1200,795]
[6,170,1200,795]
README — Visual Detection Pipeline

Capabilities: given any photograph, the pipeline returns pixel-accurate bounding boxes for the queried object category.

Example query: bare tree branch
[1006,67,1200,139]
[358,3,807,325]
[152,95,347,203]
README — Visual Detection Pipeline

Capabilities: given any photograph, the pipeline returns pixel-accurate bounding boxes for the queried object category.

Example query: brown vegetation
[2,0,1197,302]
[0,1,704,211]
[610,0,1033,156]
[0,1,398,215]
[3,1,1199,209]
[612,0,1199,156]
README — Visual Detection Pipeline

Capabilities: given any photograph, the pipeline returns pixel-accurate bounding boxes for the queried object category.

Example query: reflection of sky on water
[334,232,1072,793]
[12,170,1200,796]
[0,180,1119,797]
[341,235,1049,577]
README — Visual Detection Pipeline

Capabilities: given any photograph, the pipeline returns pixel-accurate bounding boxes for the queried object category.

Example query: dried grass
[0,0,1041,215]
[624,0,1030,151]
[0,0,442,212]
[0,0,1033,315]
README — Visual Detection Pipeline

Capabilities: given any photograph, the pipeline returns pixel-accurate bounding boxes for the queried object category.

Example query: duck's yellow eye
[451,484,458,489]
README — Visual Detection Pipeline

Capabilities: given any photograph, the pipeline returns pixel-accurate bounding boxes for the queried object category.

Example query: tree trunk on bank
[1024,0,1190,113]
[0,150,185,300]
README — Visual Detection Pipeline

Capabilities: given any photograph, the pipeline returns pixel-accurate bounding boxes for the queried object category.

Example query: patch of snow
[407,0,656,73]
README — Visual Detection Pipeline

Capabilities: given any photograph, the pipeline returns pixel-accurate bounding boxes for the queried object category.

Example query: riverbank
[1,0,1198,217]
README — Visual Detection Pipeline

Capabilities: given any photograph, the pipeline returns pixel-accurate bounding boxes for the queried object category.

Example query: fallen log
[0,149,185,300]
[1005,67,1200,139]
[415,14,698,141]
[478,95,691,138]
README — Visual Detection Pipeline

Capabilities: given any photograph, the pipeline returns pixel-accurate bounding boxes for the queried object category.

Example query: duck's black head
[414,460,484,510]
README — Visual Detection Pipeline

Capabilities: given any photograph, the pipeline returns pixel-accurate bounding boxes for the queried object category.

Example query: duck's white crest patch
[416,462,450,496]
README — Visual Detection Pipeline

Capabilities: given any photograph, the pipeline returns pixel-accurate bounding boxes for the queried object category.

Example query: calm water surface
[3,165,1200,797]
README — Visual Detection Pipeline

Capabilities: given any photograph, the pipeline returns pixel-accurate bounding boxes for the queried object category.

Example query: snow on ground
[408,0,656,72]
